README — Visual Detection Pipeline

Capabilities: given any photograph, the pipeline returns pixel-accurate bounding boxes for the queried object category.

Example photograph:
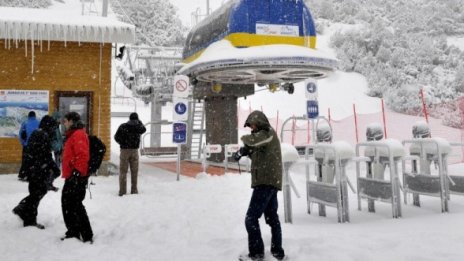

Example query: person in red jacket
[60,112,93,243]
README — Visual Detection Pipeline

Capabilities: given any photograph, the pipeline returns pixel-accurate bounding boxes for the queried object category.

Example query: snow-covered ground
[2,1,464,261]
[3,160,464,261]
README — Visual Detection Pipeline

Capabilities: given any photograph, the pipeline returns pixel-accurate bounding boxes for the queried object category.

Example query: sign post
[173,122,187,181]
[172,75,189,181]
[172,75,191,181]
[305,79,319,145]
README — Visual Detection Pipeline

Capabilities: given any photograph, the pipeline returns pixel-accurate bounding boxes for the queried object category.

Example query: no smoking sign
[173,75,191,98]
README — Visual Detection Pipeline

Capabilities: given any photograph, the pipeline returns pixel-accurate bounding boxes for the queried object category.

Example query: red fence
[237,104,464,164]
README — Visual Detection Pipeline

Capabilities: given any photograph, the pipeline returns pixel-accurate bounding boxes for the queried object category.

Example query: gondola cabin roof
[0,6,135,44]
[183,0,316,63]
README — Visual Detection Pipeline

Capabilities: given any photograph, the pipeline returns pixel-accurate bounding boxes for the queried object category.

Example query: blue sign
[307,100,319,119]
[306,82,317,94]
[174,102,187,115]
[173,122,187,144]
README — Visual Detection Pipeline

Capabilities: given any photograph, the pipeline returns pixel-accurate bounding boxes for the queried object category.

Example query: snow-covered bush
[384,84,422,114]
[0,0,51,8]
[454,65,464,93]
[307,0,464,127]
[110,0,186,46]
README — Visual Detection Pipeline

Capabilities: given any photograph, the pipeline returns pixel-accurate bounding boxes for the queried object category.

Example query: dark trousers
[14,178,47,225]
[18,147,28,180]
[48,152,61,187]
[245,185,284,257]
[61,177,93,241]
[119,149,139,195]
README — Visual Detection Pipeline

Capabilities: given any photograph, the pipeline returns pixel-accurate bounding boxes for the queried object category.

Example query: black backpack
[88,135,106,175]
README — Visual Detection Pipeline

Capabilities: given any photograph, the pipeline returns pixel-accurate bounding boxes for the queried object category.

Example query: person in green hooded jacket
[48,111,64,191]
[237,110,285,261]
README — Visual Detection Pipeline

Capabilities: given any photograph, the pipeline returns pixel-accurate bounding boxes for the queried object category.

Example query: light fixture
[268,83,279,93]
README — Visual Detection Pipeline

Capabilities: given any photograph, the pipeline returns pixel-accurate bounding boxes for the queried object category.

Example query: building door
[56,91,92,133]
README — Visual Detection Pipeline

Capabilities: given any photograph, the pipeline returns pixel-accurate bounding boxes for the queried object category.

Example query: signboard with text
[0,90,49,138]
[172,122,187,144]
[307,100,319,119]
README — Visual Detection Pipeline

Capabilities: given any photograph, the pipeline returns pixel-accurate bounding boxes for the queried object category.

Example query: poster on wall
[0,90,49,138]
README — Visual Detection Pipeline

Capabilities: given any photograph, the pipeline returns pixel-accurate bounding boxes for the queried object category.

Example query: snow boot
[271,250,286,260]
[83,238,94,244]
[12,206,25,220]
[47,184,59,192]
[60,233,80,241]
[239,254,265,261]
[24,222,45,229]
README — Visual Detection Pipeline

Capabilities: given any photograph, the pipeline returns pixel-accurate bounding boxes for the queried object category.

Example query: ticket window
[56,91,92,134]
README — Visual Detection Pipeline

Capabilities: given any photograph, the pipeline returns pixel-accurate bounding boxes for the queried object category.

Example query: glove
[232,146,251,161]
[72,169,81,177]
[232,151,242,161]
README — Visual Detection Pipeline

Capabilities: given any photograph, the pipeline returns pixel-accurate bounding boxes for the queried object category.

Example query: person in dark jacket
[114,112,146,196]
[18,111,40,181]
[12,115,59,229]
[237,111,285,261]
[47,111,64,191]
[60,112,93,243]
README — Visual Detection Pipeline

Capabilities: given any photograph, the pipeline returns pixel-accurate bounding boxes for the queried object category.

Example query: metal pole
[283,162,292,223]
[353,104,359,143]
[102,0,108,17]
[206,0,210,15]
[176,144,181,181]
[419,88,429,123]
[381,98,388,139]
[224,145,229,174]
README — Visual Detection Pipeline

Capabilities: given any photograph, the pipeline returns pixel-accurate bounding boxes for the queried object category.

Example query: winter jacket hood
[51,111,62,121]
[39,115,58,138]
[244,110,271,131]
[241,111,282,190]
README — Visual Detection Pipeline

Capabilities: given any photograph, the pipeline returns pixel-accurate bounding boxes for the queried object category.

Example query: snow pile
[281,143,299,163]
[0,6,135,44]
[412,121,430,138]
[115,61,135,89]
[316,123,332,142]
[314,141,354,161]
[365,122,384,141]
[178,39,338,74]
[364,139,405,158]
[409,137,452,155]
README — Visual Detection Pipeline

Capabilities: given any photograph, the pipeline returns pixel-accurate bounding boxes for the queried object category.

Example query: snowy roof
[0,7,135,44]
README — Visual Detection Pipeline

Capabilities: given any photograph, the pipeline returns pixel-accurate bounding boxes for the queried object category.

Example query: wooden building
[0,7,134,174]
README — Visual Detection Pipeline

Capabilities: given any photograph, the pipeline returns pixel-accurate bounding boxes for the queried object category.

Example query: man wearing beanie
[60,111,93,243]
[114,112,146,196]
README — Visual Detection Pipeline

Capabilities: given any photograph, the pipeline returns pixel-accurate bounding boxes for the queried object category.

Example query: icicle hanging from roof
[0,6,135,45]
